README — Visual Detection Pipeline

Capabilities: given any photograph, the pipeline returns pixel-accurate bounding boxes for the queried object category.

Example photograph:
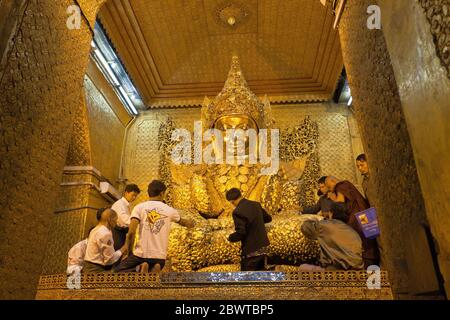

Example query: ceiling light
[93,47,120,86]
[118,86,138,115]
[92,21,144,116]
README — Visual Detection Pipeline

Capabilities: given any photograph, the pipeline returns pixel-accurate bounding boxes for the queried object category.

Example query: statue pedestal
[36,271,393,300]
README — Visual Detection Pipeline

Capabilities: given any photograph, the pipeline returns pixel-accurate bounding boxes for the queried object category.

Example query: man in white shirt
[111,184,141,250]
[114,180,195,273]
[84,208,128,273]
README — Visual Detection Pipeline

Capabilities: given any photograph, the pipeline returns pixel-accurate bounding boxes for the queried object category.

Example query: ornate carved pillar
[41,91,114,275]
[338,0,440,298]
[0,0,99,299]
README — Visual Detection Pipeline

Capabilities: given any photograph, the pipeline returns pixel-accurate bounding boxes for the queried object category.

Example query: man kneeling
[114,180,195,273]
[84,208,128,273]
[300,203,364,271]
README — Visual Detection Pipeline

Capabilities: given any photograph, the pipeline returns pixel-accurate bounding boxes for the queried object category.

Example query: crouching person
[83,208,128,273]
[67,238,87,276]
[114,180,195,273]
[300,203,364,271]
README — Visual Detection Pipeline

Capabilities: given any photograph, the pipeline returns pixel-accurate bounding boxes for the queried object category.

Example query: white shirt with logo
[131,201,180,259]
[84,225,122,266]
[112,197,131,228]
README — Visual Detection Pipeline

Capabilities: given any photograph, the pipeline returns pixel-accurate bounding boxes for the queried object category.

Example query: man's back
[131,200,180,260]
[84,225,119,266]
[67,239,88,274]
[302,219,364,270]
[335,180,369,215]
[334,180,379,264]
[230,198,272,255]
[68,239,87,266]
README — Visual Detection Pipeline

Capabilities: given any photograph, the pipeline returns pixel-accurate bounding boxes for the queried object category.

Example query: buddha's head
[202,56,274,159]
[213,113,258,158]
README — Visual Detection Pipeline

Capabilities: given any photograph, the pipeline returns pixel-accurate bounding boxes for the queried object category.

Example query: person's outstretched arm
[302,200,321,215]
[178,215,195,228]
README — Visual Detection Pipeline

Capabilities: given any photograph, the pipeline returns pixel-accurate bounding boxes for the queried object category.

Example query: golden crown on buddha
[201,55,274,132]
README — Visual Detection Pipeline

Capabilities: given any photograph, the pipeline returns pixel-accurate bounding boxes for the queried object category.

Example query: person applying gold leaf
[114,180,195,273]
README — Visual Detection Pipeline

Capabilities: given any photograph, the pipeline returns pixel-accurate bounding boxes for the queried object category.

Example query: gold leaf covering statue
[158,56,322,271]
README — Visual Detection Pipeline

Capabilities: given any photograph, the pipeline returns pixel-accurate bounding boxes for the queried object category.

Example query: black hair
[125,184,141,194]
[148,180,167,197]
[318,176,327,184]
[330,202,349,223]
[226,188,242,201]
[356,154,367,162]
[96,207,108,221]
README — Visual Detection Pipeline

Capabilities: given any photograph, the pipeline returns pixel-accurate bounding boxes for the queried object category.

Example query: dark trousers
[112,226,128,250]
[114,254,166,273]
[363,258,380,269]
[83,261,112,273]
[241,255,266,271]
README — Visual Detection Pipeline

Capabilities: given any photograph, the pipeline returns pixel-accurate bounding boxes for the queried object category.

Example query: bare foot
[139,262,149,273]
[150,263,162,272]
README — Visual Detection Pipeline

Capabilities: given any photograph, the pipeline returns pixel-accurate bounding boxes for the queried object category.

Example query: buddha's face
[213,114,258,132]
[213,114,258,158]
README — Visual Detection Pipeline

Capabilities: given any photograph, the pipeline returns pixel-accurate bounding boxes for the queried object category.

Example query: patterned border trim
[38,271,390,290]
[146,95,331,109]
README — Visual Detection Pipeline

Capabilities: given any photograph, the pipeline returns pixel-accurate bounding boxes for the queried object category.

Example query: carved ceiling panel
[98,0,343,107]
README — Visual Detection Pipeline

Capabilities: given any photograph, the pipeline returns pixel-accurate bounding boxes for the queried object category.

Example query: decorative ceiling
[98,0,343,108]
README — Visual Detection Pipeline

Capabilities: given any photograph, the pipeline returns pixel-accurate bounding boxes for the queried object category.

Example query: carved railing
[38,271,391,290]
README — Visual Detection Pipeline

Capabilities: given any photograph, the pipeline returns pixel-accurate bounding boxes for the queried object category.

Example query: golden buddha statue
[158,56,322,271]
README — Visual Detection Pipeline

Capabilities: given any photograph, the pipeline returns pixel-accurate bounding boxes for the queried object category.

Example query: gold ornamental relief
[171,184,192,209]
[205,178,226,218]
[280,158,308,181]
[169,163,194,185]
[190,174,210,213]
[238,175,248,183]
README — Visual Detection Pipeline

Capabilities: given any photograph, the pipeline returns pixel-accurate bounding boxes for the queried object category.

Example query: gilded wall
[123,103,361,206]
[84,75,126,186]
[42,65,129,275]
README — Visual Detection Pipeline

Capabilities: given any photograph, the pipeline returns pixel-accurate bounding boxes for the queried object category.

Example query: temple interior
[0,0,449,300]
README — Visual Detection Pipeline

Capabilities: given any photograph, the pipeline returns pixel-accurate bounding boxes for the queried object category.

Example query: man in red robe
[325,176,380,268]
